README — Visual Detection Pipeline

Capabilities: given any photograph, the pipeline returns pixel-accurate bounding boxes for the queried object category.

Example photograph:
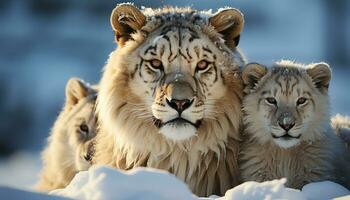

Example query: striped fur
[239,60,350,189]
[94,4,245,196]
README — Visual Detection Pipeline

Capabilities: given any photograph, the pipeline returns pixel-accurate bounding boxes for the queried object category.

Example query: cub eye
[79,124,89,134]
[265,97,277,105]
[297,97,307,106]
[196,60,209,71]
[150,59,163,70]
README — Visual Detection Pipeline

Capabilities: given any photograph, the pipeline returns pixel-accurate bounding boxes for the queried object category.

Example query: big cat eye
[150,59,163,69]
[196,60,209,71]
[79,124,89,134]
[265,97,277,105]
[297,97,307,106]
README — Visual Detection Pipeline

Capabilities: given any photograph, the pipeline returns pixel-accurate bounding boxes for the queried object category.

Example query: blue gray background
[0,0,349,155]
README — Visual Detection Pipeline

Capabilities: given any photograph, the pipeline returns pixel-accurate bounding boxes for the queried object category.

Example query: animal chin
[153,117,202,141]
[153,117,202,129]
[272,133,301,139]
[272,133,301,149]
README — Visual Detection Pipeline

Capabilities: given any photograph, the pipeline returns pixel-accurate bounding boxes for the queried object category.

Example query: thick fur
[94,4,245,196]
[331,114,350,148]
[36,78,97,192]
[239,60,350,189]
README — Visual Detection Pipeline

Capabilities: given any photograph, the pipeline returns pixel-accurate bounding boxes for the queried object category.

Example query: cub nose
[279,122,295,132]
[166,98,193,114]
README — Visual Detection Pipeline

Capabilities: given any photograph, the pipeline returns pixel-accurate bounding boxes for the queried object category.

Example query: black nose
[166,98,193,114]
[279,122,295,132]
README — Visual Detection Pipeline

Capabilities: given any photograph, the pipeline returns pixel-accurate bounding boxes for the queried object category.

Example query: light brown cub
[36,78,97,192]
[239,60,350,189]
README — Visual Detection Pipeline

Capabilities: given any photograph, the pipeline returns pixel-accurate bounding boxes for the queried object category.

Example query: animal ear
[306,62,331,91]
[110,4,146,46]
[209,8,244,48]
[242,63,268,92]
[65,78,95,108]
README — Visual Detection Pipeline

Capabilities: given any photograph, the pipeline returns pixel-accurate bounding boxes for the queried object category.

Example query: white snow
[0,186,69,200]
[48,166,349,200]
[0,161,349,200]
[302,181,350,200]
[0,152,42,190]
[219,178,306,200]
[51,166,198,200]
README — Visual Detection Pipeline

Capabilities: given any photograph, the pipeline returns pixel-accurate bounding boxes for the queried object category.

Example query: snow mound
[302,181,350,200]
[51,165,197,200]
[51,166,350,200]
[220,178,305,200]
[0,186,68,200]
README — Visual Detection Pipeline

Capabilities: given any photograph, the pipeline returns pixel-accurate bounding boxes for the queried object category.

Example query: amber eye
[297,97,307,106]
[196,60,209,71]
[265,97,277,105]
[79,124,89,134]
[150,59,163,70]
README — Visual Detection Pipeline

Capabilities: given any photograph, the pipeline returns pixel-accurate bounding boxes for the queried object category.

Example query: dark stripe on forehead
[169,54,178,63]
[261,90,271,96]
[186,48,192,60]
[144,44,157,55]
[163,35,170,42]
[290,75,300,93]
[178,27,182,46]
[303,91,312,97]
[188,31,200,42]
[274,74,283,89]
[285,75,290,96]
[160,25,173,35]
[203,47,212,53]
[179,49,190,62]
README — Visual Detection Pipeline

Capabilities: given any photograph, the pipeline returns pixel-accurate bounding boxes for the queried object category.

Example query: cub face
[64,78,97,170]
[105,5,245,141]
[242,61,331,148]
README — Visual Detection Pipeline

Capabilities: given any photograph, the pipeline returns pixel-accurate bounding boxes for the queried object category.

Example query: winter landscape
[0,0,350,199]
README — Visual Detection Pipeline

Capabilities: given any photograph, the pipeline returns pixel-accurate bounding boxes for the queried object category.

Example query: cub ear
[242,63,268,92]
[65,78,96,108]
[209,8,244,48]
[306,62,332,91]
[110,4,146,46]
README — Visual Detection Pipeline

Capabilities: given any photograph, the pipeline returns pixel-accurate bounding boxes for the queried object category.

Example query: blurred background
[0,0,349,189]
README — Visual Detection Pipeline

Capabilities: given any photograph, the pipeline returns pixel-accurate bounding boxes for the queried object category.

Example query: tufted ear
[110,4,146,46]
[307,62,332,92]
[209,8,244,48]
[242,63,268,92]
[65,78,96,109]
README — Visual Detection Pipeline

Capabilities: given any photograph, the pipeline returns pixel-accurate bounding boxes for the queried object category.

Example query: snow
[0,186,68,200]
[49,166,349,200]
[0,158,349,200]
[220,178,306,200]
[0,152,41,190]
[302,181,350,200]
[51,166,197,200]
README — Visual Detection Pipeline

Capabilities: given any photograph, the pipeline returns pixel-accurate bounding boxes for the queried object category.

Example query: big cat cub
[239,60,350,189]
